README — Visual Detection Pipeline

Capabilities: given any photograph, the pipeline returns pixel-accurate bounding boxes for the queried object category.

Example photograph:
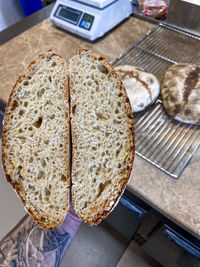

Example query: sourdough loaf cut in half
[2,50,70,230]
[114,65,160,112]
[161,64,200,125]
[69,50,135,225]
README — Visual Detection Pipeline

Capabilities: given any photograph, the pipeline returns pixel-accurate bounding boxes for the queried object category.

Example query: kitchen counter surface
[0,16,199,239]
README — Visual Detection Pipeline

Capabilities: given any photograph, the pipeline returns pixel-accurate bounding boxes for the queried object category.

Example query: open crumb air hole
[37,88,45,98]
[41,159,47,168]
[45,187,51,196]
[72,105,76,115]
[23,81,29,86]
[37,170,44,179]
[33,117,43,128]
[97,64,109,74]
[97,180,111,197]
[61,174,66,182]
[19,110,24,116]
[28,185,35,191]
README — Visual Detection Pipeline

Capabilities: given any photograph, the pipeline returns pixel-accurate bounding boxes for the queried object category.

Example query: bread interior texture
[2,51,69,229]
[69,51,134,224]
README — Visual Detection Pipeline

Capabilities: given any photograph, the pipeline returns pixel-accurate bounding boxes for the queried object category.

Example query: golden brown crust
[69,49,135,225]
[2,50,70,230]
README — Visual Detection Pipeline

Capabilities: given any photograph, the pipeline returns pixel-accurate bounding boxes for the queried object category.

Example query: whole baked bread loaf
[2,50,70,230]
[114,65,160,112]
[161,64,200,125]
[69,50,135,225]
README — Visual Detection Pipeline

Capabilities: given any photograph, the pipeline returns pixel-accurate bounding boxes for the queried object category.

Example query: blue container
[20,0,43,16]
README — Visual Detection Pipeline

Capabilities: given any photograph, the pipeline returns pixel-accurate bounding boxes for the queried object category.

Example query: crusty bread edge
[69,49,135,225]
[1,49,70,230]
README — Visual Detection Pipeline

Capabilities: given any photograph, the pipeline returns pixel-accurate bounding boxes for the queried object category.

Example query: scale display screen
[55,5,83,25]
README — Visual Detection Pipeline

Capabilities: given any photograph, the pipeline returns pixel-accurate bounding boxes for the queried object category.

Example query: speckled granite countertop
[0,17,199,239]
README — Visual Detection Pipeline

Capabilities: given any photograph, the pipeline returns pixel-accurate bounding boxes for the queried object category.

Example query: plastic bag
[137,0,168,19]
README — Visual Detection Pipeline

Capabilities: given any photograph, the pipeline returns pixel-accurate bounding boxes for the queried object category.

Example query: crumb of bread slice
[69,50,135,225]
[2,50,70,230]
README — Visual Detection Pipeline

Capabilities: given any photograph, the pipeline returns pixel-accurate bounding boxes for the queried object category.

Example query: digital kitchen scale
[50,0,132,41]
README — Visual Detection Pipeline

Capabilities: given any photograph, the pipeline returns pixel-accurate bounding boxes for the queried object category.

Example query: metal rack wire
[111,23,200,178]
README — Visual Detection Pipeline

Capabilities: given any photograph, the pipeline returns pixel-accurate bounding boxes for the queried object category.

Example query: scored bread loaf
[69,50,135,225]
[2,50,70,230]
[114,65,160,112]
[161,64,200,125]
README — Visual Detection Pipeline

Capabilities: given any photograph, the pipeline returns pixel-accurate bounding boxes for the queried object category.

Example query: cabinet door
[105,194,146,240]
[143,225,200,267]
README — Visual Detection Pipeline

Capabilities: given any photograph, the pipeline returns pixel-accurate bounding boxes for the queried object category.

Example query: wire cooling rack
[111,23,200,178]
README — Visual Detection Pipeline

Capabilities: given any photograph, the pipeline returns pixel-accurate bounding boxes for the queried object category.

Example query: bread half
[69,50,135,225]
[2,50,70,230]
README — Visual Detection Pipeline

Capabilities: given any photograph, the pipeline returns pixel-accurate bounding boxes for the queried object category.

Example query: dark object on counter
[20,0,43,16]
[42,0,56,7]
